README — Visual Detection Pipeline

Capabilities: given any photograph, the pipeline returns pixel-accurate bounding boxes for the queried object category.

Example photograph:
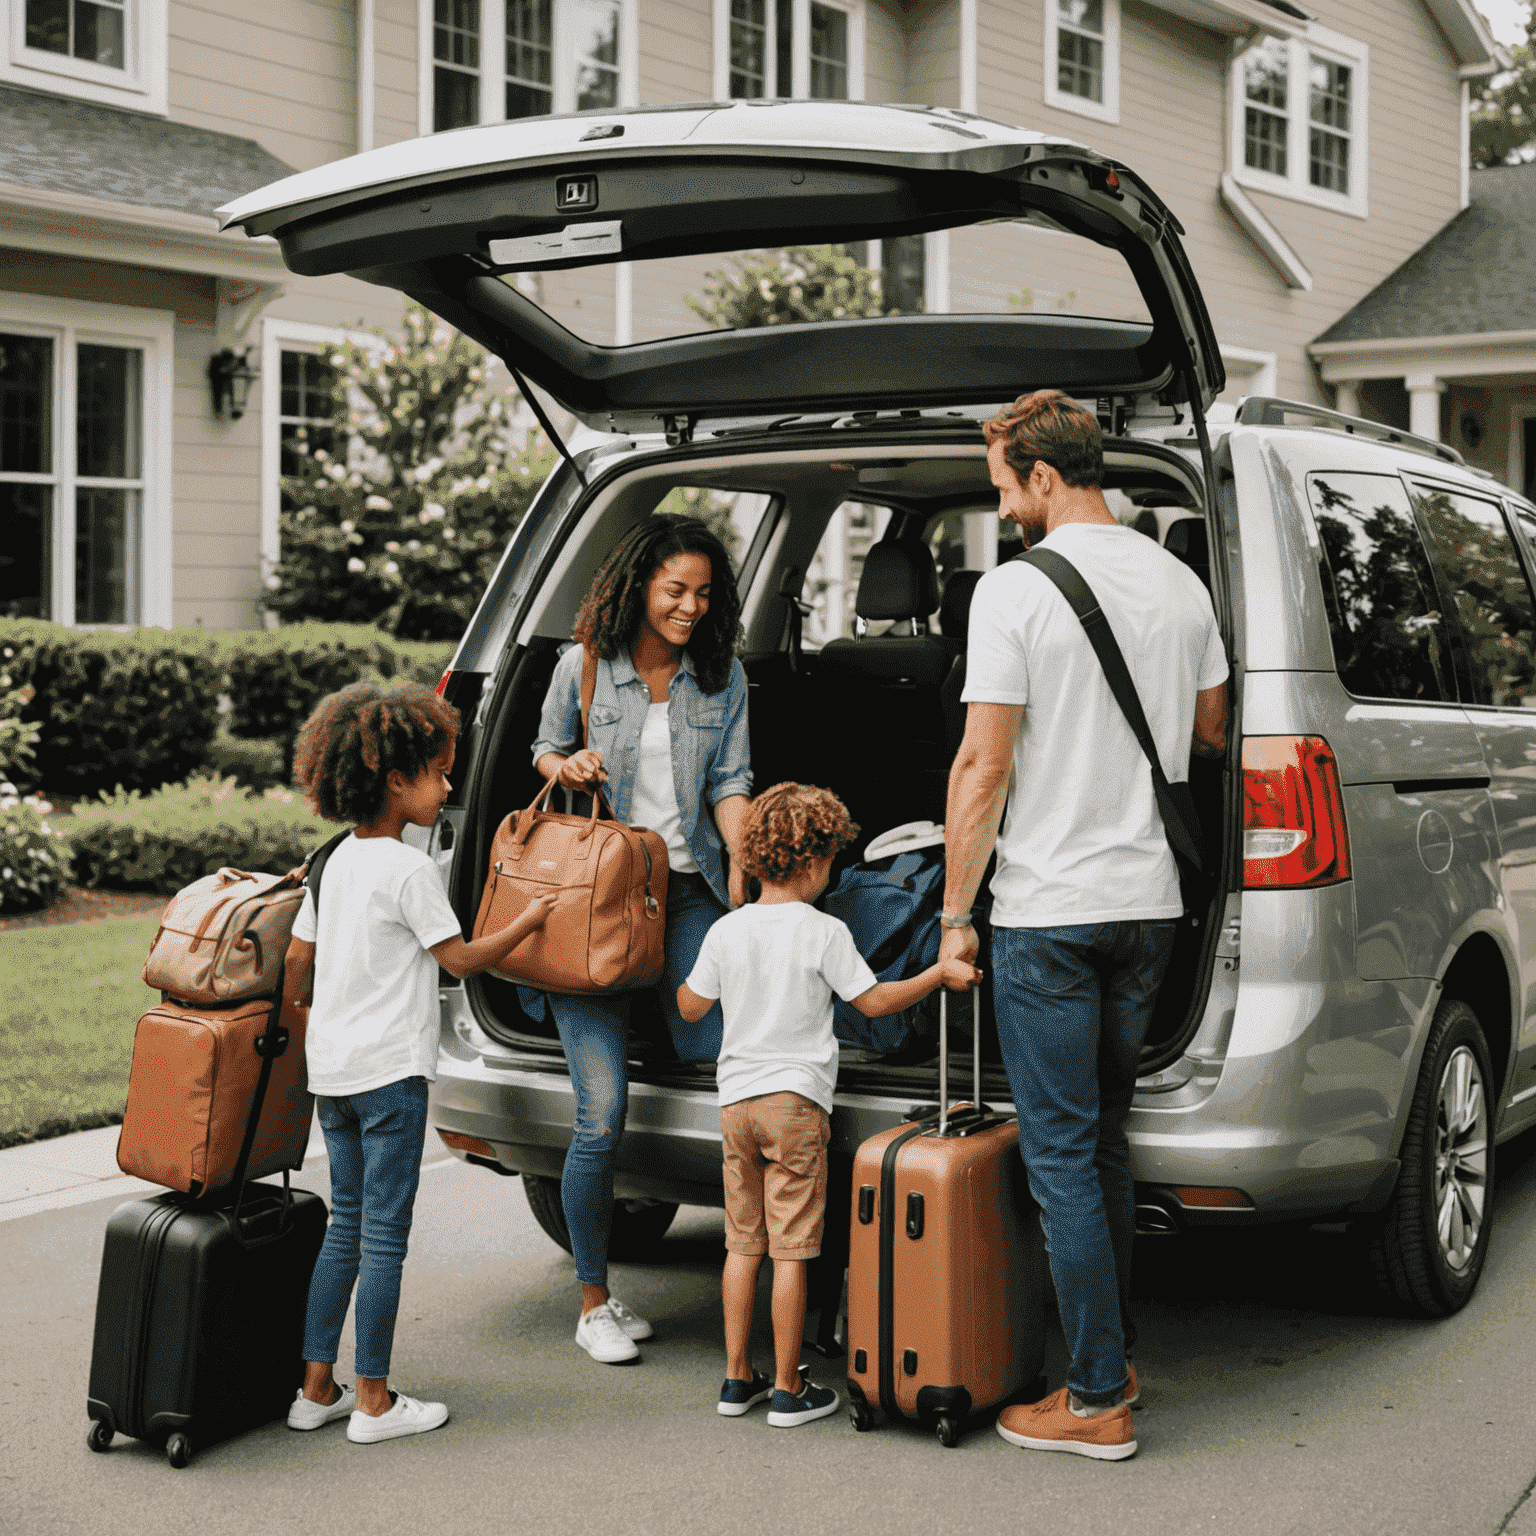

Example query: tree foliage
[1471,12,1536,168]
[686,244,887,330]
[270,303,556,640]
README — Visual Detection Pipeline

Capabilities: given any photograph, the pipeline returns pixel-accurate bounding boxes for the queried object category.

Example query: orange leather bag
[472,647,668,993]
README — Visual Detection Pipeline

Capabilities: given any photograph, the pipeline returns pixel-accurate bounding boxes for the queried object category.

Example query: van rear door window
[1410,484,1536,709]
[650,487,774,578]
[1306,471,1453,703]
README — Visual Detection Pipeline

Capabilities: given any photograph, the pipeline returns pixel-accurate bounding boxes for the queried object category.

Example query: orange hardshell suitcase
[845,991,1045,1446]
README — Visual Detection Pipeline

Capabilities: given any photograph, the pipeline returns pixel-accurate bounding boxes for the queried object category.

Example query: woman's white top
[629,701,699,873]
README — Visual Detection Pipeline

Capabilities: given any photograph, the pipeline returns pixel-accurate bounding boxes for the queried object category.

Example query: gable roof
[0,84,294,221]
[1312,164,1536,346]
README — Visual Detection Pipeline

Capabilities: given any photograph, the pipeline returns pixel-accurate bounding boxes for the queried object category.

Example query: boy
[677,782,980,1427]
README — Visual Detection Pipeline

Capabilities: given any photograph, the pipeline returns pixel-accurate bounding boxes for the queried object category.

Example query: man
[940,389,1228,1460]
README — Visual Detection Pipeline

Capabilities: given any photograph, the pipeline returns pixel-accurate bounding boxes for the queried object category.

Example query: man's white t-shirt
[629,701,699,874]
[686,903,878,1113]
[290,834,462,1096]
[962,522,1228,929]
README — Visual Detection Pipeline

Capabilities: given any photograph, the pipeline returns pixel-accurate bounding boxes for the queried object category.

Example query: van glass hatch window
[1411,485,1536,709]
[1306,472,1452,704]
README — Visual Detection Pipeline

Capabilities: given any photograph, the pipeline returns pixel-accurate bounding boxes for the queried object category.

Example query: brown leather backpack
[472,647,668,992]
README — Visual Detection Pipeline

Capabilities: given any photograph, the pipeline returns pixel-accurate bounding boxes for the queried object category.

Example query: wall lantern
[208,347,260,420]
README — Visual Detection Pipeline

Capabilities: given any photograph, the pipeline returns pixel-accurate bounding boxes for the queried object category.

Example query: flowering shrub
[686,244,887,330]
[0,644,40,786]
[267,302,556,640]
[0,780,69,912]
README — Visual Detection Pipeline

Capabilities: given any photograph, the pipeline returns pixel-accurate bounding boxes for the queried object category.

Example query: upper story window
[1230,26,1368,219]
[1043,0,1119,125]
[3,0,167,112]
[425,0,631,134]
[718,0,862,101]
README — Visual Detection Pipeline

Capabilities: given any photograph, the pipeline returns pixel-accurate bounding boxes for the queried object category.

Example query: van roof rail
[1236,396,1466,469]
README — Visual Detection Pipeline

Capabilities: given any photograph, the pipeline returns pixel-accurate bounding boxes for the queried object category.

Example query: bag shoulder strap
[304,826,352,913]
[1015,546,1205,873]
[579,645,597,752]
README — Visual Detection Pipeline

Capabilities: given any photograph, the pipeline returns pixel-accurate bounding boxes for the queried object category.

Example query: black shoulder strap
[1016,546,1206,874]
[305,827,352,911]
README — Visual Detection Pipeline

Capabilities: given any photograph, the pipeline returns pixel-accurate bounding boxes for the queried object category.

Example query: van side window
[1410,485,1536,709]
[1307,472,1453,703]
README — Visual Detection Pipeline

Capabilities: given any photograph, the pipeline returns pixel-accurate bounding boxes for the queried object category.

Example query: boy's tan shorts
[720,1091,831,1261]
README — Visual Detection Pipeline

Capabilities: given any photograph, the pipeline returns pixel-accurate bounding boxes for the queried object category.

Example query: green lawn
[0,913,162,1147]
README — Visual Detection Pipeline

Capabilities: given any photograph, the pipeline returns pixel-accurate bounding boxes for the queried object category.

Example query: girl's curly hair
[294,681,460,825]
[738,782,859,883]
[572,514,742,694]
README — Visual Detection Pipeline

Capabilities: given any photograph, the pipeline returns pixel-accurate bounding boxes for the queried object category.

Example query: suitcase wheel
[848,1398,875,1433]
[935,1416,961,1449]
[165,1432,193,1469]
[86,1421,113,1454]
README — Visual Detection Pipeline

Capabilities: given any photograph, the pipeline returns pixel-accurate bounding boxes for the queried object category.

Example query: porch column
[1405,372,1446,441]
[1333,381,1360,418]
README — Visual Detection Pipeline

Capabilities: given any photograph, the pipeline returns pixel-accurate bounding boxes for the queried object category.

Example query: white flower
[442,527,456,540]
[347,557,366,572]
[406,539,420,550]
[384,561,399,574]
[1,868,10,881]
[475,476,490,490]
[265,575,282,590]
[385,540,400,552]
[326,462,347,480]
[365,494,392,510]
[330,352,346,366]
[340,520,355,533]
[423,503,446,520]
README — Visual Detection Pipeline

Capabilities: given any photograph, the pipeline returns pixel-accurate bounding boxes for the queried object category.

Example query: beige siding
[906,0,960,109]
[639,0,714,102]
[169,0,357,172]
[864,0,906,102]
[375,0,420,147]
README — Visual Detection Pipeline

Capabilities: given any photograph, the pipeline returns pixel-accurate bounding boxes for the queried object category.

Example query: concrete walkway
[0,1120,328,1225]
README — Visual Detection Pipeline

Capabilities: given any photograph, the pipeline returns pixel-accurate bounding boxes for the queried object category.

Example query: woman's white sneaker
[346,1391,450,1444]
[575,1302,641,1363]
[287,1382,356,1430]
[605,1295,654,1341]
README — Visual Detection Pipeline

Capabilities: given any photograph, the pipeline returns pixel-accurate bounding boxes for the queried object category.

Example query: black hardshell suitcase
[86,1183,327,1466]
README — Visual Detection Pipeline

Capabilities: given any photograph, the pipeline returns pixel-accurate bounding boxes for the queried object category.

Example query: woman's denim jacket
[530,644,753,908]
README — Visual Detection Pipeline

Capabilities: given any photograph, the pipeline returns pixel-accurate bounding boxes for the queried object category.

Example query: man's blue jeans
[546,871,726,1286]
[302,1075,429,1380]
[991,921,1176,1407]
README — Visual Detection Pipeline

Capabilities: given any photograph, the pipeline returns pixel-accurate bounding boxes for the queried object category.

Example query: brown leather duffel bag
[473,778,668,993]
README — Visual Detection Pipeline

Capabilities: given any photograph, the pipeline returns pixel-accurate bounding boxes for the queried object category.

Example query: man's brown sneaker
[995,1389,1137,1460]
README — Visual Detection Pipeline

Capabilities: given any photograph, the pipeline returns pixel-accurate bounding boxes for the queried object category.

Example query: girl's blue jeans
[301,1074,429,1379]
[547,871,725,1285]
[991,921,1176,1407]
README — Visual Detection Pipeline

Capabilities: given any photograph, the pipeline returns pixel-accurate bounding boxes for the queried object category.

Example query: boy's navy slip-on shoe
[766,1375,840,1427]
[718,1369,774,1417]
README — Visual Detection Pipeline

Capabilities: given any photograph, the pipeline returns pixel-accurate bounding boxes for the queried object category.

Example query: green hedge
[64,775,337,894]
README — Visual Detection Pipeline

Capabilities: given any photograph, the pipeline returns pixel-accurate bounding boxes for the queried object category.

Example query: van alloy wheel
[1367,998,1496,1317]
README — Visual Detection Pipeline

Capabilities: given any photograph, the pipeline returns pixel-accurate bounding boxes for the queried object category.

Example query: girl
[527,513,752,1365]
[283,681,555,1444]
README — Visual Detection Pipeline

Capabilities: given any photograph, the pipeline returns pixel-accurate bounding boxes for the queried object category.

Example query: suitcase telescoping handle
[936,985,983,1136]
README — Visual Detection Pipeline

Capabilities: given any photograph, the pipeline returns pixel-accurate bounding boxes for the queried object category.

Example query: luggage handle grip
[936,984,983,1138]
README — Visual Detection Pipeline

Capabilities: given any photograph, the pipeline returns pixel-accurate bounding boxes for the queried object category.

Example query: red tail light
[1242,735,1351,889]
[434,667,453,697]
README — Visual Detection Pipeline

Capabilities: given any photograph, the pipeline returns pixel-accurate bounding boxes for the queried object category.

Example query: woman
[529,514,752,1367]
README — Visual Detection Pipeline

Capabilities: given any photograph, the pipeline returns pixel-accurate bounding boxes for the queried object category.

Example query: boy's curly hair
[572,514,742,694]
[294,681,460,825]
[738,782,859,883]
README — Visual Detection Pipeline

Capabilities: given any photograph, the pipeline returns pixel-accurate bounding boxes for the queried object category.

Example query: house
[0,0,1508,632]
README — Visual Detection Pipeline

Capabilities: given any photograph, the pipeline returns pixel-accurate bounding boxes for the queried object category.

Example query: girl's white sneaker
[346,1391,450,1443]
[605,1294,654,1341]
[575,1302,641,1363]
[287,1383,356,1430]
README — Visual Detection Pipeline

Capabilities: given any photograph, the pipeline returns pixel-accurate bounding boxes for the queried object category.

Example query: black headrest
[939,570,983,641]
[856,538,940,621]
[1164,519,1208,566]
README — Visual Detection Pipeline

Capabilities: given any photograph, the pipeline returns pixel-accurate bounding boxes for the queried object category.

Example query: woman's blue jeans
[301,1075,429,1380]
[547,870,725,1285]
[991,921,1176,1407]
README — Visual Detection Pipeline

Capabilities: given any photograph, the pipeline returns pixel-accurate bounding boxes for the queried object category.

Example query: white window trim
[1220,342,1279,400]
[2,0,168,114]
[1228,22,1369,220]
[0,292,172,628]
[419,0,640,136]
[711,0,865,102]
[1042,0,1119,126]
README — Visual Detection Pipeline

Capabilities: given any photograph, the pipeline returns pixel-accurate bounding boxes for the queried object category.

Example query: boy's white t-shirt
[290,833,462,1096]
[686,902,878,1114]
[962,522,1229,929]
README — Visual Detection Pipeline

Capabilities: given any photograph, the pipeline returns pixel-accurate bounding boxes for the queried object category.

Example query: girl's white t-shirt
[628,701,699,874]
[290,833,462,1096]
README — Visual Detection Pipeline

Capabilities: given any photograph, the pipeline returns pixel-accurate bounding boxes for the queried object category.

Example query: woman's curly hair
[294,681,460,825]
[738,782,859,883]
[572,514,742,694]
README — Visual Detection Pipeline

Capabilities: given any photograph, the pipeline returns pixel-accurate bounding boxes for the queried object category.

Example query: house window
[5,0,167,111]
[718,0,862,100]
[425,0,633,132]
[1043,0,1118,125]
[278,351,340,513]
[0,306,168,627]
[1231,28,1368,217]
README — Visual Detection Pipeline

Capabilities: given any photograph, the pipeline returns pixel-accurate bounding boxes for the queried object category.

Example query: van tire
[522,1174,679,1262]
[1367,998,1495,1316]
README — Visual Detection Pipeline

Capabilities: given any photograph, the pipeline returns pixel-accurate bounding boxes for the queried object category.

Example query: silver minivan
[223,100,1536,1321]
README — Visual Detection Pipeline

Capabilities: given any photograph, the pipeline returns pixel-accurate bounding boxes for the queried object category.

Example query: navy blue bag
[823,848,945,1058]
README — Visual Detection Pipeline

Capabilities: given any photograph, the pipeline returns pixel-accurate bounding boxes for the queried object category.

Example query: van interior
[459,434,1224,1093]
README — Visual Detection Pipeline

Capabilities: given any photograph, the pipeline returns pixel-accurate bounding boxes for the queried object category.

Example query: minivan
[223,99,1536,1325]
